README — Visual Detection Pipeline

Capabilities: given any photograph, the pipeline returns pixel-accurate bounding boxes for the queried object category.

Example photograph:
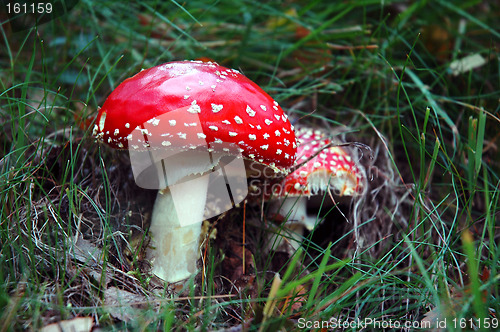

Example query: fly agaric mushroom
[93,60,297,283]
[268,126,364,252]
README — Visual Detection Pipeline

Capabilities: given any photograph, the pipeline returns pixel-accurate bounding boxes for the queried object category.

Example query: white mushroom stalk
[148,174,210,282]
[145,150,244,282]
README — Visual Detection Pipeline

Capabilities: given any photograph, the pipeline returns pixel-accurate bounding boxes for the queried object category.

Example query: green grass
[1,0,499,331]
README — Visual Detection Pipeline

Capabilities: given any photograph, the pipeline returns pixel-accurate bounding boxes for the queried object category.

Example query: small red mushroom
[268,126,364,251]
[94,60,297,283]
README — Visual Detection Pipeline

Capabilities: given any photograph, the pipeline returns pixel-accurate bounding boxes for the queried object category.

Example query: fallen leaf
[479,266,490,283]
[449,54,487,76]
[66,235,112,286]
[68,235,103,265]
[421,23,454,61]
[104,287,148,322]
[40,317,93,332]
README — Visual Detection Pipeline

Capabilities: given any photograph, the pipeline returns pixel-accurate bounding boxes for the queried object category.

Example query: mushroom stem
[266,197,317,253]
[147,175,209,283]
[277,197,318,231]
[267,223,306,252]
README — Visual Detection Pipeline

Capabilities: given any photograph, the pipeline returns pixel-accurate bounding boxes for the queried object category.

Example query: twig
[242,201,246,275]
[326,43,379,50]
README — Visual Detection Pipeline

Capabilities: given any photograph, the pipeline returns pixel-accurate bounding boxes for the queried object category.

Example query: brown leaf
[421,24,454,61]
[479,266,490,283]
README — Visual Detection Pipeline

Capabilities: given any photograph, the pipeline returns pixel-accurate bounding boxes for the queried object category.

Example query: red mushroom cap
[276,126,363,197]
[93,60,297,172]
